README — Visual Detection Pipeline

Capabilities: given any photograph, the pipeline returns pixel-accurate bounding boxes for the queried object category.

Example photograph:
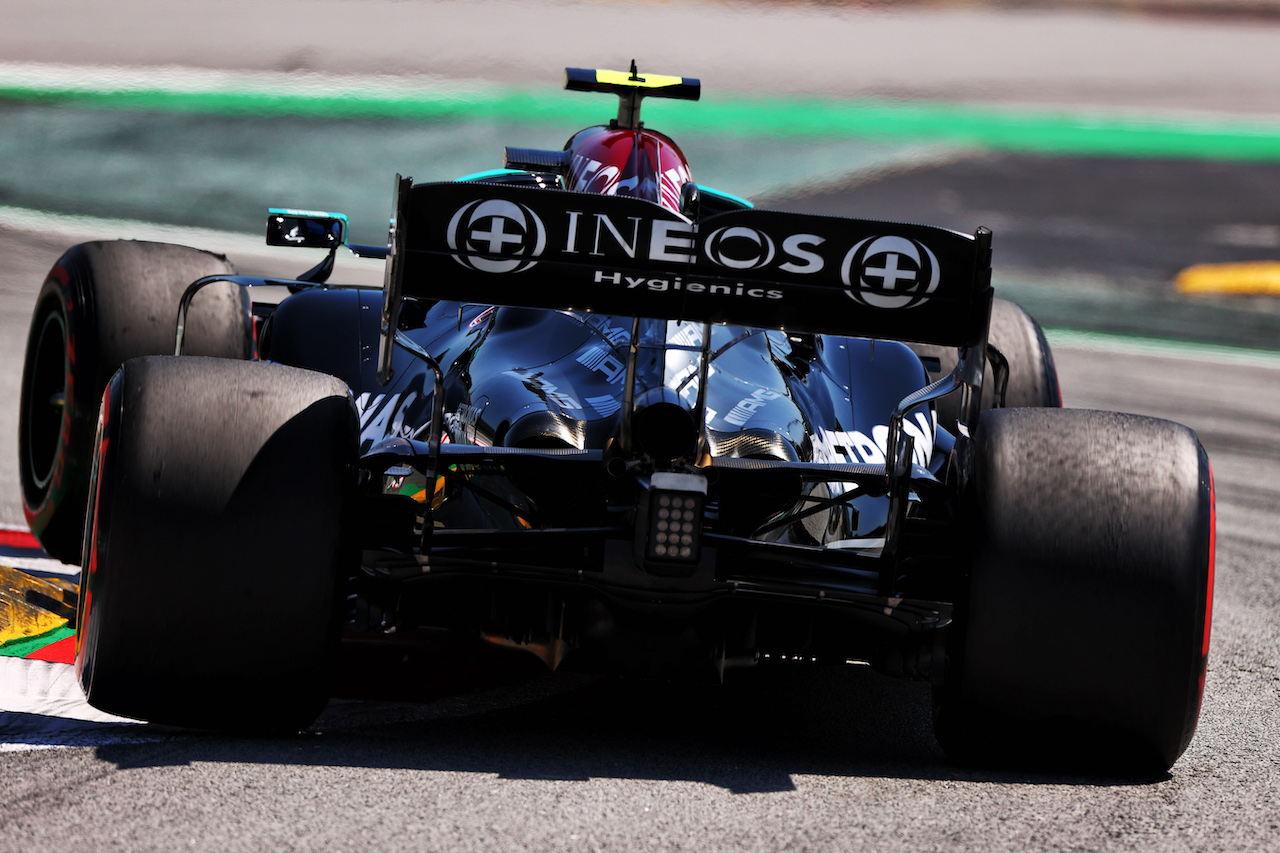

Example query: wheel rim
[26,307,69,491]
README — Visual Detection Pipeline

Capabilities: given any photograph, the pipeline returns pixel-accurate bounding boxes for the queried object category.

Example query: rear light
[639,472,706,575]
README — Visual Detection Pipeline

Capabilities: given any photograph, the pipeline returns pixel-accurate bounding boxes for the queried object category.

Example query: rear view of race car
[19,65,1214,774]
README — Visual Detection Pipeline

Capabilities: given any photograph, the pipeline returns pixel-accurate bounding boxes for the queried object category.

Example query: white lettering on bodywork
[356,391,422,448]
[811,411,935,468]
[723,387,783,427]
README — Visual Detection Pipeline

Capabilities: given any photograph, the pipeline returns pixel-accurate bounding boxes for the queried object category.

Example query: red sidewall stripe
[1204,461,1216,659]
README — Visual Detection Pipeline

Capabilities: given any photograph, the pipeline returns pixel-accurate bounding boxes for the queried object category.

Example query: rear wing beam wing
[379,178,992,376]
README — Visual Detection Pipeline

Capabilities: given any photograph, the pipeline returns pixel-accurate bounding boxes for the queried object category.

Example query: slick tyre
[76,357,357,732]
[19,241,251,563]
[934,408,1215,774]
[912,298,1061,433]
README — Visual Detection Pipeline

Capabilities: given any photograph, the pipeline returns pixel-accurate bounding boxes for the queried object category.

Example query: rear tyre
[912,298,1061,434]
[76,356,357,731]
[934,408,1215,774]
[19,241,251,563]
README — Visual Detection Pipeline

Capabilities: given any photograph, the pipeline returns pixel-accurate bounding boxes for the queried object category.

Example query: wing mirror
[265,209,349,249]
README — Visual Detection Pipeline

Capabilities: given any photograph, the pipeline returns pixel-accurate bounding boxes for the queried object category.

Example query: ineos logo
[841,236,940,309]
[703,226,776,271]
[447,199,547,274]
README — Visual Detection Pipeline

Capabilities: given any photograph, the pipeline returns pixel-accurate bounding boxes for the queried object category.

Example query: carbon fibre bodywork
[258,281,956,681]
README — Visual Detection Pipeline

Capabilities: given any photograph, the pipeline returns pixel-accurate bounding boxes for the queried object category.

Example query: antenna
[617,59,644,129]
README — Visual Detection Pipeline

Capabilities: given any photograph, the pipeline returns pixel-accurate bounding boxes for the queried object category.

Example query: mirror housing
[266,209,349,249]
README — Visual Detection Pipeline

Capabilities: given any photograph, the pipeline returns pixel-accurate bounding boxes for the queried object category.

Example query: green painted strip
[731,99,1280,162]
[0,623,74,659]
[2,77,1279,162]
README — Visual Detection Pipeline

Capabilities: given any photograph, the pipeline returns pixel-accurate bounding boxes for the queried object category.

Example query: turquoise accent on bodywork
[699,186,754,209]
[268,207,350,223]
[454,168,527,182]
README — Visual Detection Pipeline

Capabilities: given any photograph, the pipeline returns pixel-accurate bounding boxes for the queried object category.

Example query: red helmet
[499,64,701,215]
[562,124,692,214]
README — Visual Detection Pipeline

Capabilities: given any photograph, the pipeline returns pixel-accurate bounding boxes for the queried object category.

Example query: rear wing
[373,176,994,569]
[379,177,992,377]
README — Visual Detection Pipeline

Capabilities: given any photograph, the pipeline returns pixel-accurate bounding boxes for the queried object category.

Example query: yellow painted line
[1175,261,1280,295]
[0,565,77,646]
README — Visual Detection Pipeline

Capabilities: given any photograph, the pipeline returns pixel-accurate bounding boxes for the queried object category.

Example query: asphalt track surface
[1,308,1278,850]
[3,1,1280,850]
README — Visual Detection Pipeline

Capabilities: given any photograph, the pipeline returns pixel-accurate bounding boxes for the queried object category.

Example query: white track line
[0,205,286,257]
[0,658,152,752]
[0,60,496,100]
[1046,328,1280,370]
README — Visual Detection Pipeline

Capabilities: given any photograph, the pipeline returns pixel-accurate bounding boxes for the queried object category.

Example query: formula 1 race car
[19,65,1214,773]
